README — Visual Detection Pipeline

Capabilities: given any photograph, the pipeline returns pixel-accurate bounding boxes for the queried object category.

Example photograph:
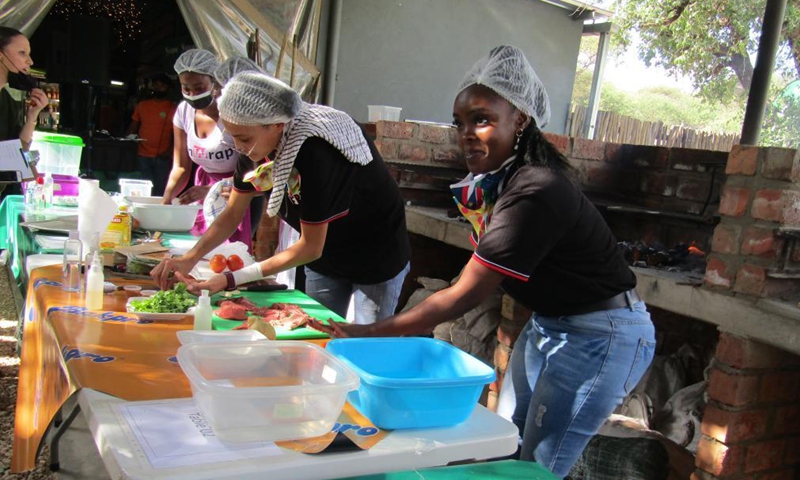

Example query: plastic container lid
[32,131,85,147]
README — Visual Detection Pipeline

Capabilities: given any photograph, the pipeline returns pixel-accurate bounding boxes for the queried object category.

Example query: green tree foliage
[761,80,800,148]
[611,0,800,100]
[573,69,743,133]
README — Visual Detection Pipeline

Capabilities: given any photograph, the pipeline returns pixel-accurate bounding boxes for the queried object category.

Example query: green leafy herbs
[130,283,196,313]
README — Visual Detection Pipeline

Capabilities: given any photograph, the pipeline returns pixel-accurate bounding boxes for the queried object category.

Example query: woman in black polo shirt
[310,46,655,477]
[152,71,410,324]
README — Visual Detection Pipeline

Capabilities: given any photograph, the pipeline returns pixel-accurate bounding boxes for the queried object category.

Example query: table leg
[47,403,82,472]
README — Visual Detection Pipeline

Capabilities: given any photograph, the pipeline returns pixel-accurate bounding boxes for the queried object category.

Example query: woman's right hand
[307,318,376,338]
[151,256,197,290]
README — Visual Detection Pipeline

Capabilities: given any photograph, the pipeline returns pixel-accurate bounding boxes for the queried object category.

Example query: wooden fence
[567,105,740,152]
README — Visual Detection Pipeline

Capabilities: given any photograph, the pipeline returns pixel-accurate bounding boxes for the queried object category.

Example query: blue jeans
[496,301,655,478]
[304,262,410,324]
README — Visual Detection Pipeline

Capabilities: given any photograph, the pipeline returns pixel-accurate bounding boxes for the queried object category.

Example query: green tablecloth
[0,195,197,287]
[210,290,347,340]
[340,460,558,480]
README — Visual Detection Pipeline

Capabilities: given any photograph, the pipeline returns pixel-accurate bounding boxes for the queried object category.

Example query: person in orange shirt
[126,73,177,196]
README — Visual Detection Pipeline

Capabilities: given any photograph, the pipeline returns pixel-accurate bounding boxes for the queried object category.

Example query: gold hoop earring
[513,128,524,151]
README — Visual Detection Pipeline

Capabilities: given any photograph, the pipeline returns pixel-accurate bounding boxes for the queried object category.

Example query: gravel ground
[0,319,54,479]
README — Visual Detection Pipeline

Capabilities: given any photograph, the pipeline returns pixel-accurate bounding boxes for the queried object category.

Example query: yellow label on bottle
[100,212,132,252]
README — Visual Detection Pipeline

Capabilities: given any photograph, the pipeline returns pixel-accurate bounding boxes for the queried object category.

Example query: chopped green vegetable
[130,283,196,313]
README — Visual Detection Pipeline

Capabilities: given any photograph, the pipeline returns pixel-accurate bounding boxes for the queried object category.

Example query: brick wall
[694,333,800,480]
[704,146,800,298]
[488,295,532,411]
[373,121,725,251]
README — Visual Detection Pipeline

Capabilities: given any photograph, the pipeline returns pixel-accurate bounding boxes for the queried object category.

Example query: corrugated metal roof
[536,0,613,21]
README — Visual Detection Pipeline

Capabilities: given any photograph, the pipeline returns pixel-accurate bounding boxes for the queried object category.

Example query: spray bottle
[193,290,212,330]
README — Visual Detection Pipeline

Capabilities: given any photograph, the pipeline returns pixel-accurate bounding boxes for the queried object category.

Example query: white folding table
[78,388,519,480]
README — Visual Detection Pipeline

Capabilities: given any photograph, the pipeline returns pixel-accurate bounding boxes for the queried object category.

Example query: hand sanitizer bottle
[193,290,212,331]
[86,252,105,310]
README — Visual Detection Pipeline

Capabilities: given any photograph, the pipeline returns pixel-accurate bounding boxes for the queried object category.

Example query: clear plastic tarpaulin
[0,0,57,36]
[176,0,322,101]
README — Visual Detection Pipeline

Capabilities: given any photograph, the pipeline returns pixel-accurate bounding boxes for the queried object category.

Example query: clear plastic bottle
[62,230,83,292]
[32,176,44,213]
[86,252,105,310]
[42,172,54,210]
[193,290,212,331]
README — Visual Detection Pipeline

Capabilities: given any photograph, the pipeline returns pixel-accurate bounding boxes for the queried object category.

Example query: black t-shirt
[0,87,24,141]
[234,135,410,284]
[473,164,636,316]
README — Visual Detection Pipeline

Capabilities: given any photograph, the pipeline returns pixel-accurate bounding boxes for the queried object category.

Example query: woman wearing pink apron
[162,49,251,248]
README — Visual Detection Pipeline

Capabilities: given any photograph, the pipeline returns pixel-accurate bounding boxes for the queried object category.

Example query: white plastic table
[78,388,519,480]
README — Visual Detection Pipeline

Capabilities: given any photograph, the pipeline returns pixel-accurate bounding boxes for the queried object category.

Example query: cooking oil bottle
[100,204,132,252]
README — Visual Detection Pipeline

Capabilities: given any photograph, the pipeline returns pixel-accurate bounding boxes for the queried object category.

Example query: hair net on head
[214,56,263,86]
[174,49,219,77]
[218,71,301,126]
[457,45,551,128]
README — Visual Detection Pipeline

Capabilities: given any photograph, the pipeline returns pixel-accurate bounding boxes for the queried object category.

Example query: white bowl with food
[125,196,201,232]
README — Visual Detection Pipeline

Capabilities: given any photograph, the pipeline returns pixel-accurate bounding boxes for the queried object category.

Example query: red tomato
[227,254,244,272]
[210,254,228,273]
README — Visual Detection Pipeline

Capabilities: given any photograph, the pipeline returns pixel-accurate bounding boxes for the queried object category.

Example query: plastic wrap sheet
[176,0,321,100]
[0,0,57,36]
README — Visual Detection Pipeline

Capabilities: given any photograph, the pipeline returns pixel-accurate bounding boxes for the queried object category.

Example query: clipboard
[0,139,34,182]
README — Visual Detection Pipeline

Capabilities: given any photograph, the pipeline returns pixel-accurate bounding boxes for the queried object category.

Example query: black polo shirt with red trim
[234,135,410,285]
[474,164,636,316]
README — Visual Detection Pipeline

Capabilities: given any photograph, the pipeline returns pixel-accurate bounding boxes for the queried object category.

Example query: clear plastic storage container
[326,337,495,430]
[177,341,359,443]
[367,105,402,122]
[119,179,153,197]
[30,132,84,176]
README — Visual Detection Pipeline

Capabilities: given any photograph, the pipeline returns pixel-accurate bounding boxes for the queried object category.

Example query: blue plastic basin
[326,337,495,429]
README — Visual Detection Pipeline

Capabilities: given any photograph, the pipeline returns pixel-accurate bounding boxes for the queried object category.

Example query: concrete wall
[329,0,583,134]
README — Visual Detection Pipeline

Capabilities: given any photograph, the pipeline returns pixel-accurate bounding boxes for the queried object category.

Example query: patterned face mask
[450,157,516,240]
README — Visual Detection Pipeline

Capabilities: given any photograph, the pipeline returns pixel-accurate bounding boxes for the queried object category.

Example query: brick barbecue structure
[369,120,800,480]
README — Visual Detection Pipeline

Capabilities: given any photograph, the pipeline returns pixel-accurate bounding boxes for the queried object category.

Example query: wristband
[231,262,264,286]
[223,272,237,291]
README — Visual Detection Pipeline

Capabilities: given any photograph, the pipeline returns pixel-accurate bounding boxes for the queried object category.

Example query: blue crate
[326,337,495,429]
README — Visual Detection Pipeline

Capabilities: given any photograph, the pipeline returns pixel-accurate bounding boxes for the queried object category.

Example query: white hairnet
[218,72,301,126]
[214,56,263,86]
[457,45,551,128]
[174,49,219,77]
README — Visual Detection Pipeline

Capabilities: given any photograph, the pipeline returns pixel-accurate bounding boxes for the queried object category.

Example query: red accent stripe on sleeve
[300,210,350,225]
[472,253,529,282]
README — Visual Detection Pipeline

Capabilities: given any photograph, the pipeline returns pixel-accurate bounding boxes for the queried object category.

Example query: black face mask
[183,90,214,110]
[2,55,36,91]
[152,90,168,99]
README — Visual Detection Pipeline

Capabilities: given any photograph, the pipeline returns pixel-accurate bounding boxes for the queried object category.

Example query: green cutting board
[210,290,346,340]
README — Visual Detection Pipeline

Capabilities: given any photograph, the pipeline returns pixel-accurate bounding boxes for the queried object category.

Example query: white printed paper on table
[0,139,34,181]
[116,398,283,469]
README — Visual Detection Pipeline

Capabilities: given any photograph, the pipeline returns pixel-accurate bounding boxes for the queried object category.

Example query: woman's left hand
[175,271,227,296]
[307,318,374,338]
[177,185,211,204]
[26,88,48,120]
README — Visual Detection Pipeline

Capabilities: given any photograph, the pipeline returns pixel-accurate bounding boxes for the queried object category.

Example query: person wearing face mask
[164,48,251,247]
[151,71,411,325]
[0,27,48,148]
[309,46,655,478]
[125,73,176,196]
